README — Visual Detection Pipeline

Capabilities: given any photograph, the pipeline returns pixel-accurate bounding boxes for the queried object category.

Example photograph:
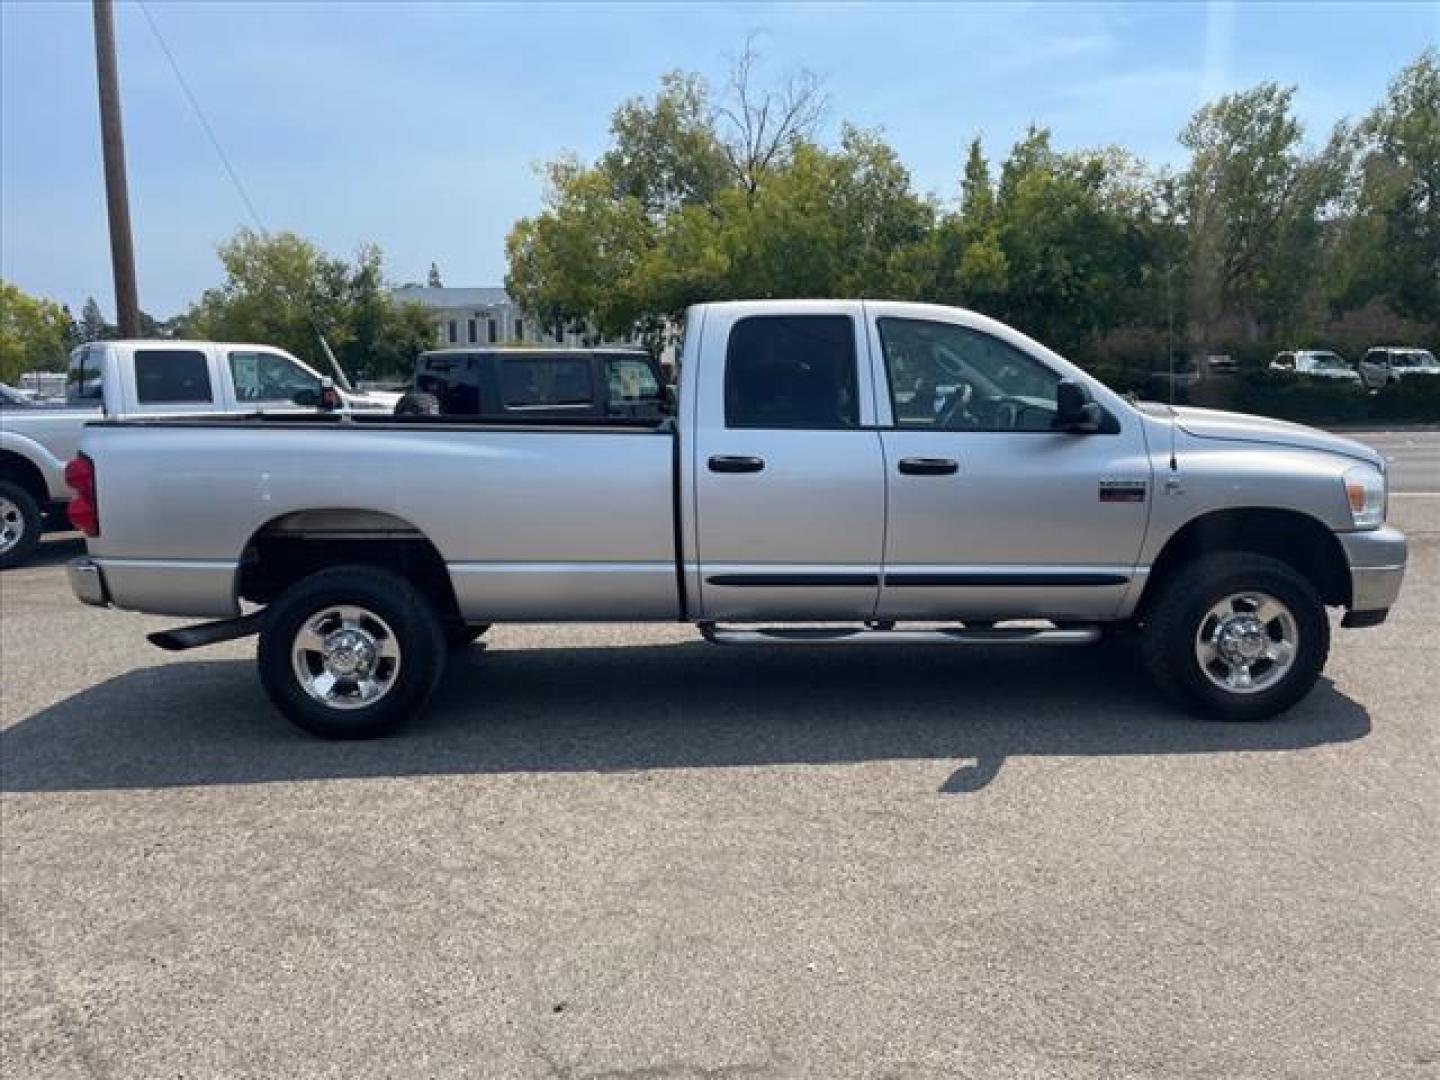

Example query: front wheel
[258,565,447,739]
[1140,552,1329,722]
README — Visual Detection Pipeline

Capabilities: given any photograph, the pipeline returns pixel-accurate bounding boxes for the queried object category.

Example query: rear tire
[394,391,441,417]
[258,565,446,739]
[0,480,43,569]
[1140,552,1329,722]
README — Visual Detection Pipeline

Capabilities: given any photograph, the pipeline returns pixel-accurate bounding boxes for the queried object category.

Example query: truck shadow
[0,641,1370,795]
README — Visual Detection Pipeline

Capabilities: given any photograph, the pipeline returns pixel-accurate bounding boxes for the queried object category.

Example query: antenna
[1166,264,1178,472]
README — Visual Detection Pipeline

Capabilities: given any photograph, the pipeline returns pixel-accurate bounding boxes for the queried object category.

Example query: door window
[878,319,1061,431]
[66,347,104,404]
[499,356,592,408]
[604,356,664,415]
[135,350,213,404]
[724,315,858,429]
[229,351,322,403]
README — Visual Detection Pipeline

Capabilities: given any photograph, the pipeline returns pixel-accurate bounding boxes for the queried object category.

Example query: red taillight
[64,453,99,536]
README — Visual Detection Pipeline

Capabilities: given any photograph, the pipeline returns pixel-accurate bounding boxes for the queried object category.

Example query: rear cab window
[134,350,213,405]
[724,315,858,429]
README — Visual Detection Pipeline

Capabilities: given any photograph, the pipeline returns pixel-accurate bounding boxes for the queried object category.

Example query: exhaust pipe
[147,610,268,652]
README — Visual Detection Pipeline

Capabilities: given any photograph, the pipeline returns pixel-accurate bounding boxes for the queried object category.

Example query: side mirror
[1054,379,1103,433]
[292,388,319,408]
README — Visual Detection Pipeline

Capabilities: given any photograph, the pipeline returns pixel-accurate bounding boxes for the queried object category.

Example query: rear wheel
[1141,552,1328,722]
[258,565,446,739]
[394,391,441,417]
[0,480,43,569]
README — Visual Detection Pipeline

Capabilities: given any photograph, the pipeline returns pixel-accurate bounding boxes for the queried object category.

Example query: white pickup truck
[0,339,398,566]
[65,301,1406,738]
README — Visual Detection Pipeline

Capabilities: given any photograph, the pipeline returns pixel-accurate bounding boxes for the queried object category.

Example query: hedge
[1093,367,1440,426]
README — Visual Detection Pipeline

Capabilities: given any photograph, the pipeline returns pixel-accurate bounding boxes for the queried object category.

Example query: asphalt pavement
[1342,428,1440,492]
[2,495,1437,1078]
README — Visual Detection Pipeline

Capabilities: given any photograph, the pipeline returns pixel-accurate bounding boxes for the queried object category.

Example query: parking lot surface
[2,498,1437,1079]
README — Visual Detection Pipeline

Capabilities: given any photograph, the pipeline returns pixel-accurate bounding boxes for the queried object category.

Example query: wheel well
[0,450,51,505]
[1139,508,1351,612]
[237,510,461,623]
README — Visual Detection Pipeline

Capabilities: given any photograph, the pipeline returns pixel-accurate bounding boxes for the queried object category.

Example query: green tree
[182,229,431,380]
[1329,49,1439,324]
[79,297,112,342]
[1179,84,1342,351]
[0,280,70,383]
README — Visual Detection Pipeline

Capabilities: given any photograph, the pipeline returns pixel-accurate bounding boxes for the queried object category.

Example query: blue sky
[2,1,1435,318]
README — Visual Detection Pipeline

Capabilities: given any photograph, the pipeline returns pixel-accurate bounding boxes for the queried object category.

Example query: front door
[693,306,886,621]
[866,307,1152,622]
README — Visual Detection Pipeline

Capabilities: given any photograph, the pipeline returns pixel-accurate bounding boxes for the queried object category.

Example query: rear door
[692,304,886,621]
[121,345,226,417]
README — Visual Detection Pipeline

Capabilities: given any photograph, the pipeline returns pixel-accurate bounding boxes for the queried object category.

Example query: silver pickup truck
[66,300,1406,738]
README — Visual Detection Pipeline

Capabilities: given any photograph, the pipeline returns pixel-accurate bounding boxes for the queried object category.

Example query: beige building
[389,286,638,349]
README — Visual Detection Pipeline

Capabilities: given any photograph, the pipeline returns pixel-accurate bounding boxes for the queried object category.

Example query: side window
[135,350,213,404]
[499,357,592,408]
[878,319,1061,432]
[66,347,104,404]
[229,351,321,403]
[724,315,858,430]
[604,356,663,416]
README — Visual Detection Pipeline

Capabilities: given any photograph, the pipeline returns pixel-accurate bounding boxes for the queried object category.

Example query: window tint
[604,357,663,416]
[725,315,858,429]
[878,319,1061,432]
[499,357,592,408]
[229,351,321,403]
[66,347,104,404]
[135,350,213,404]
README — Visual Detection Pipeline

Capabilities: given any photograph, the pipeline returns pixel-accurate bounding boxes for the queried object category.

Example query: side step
[698,623,1100,647]
[147,611,268,652]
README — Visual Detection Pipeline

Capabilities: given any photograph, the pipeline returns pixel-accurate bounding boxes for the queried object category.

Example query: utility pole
[92,0,141,337]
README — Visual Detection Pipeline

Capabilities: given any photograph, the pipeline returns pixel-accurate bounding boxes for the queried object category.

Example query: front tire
[0,481,43,569]
[258,565,446,739]
[1141,552,1329,722]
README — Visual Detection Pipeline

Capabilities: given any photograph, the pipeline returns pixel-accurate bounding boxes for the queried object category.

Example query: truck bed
[79,417,681,621]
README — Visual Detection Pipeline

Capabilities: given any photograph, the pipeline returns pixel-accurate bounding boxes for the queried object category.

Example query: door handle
[898,457,958,476]
[708,455,765,474]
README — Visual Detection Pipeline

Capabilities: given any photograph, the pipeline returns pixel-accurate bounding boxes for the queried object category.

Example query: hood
[1170,406,1383,468]
[341,390,403,412]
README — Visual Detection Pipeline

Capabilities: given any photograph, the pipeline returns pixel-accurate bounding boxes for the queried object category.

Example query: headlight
[1343,465,1386,528]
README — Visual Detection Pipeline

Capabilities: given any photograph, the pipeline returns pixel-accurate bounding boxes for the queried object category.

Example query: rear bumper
[67,555,239,617]
[1339,525,1406,624]
[67,556,110,607]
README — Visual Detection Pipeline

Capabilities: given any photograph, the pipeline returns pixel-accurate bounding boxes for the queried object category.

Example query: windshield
[1302,352,1347,370]
[0,384,31,408]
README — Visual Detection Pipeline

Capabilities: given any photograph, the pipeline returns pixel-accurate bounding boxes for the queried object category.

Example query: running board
[147,611,268,652]
[698,624,1100,647]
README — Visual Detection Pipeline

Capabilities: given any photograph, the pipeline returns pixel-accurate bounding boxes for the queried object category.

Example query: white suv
[1357,347,1440,390]
[1271,350,1362,387]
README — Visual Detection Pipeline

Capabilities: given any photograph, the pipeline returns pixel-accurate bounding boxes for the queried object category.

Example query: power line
[135,0,268,234]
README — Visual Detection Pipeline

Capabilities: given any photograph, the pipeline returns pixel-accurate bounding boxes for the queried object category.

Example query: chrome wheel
[291,605,402,710]
[1194,591,1298,695]
[0,495,23,556]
